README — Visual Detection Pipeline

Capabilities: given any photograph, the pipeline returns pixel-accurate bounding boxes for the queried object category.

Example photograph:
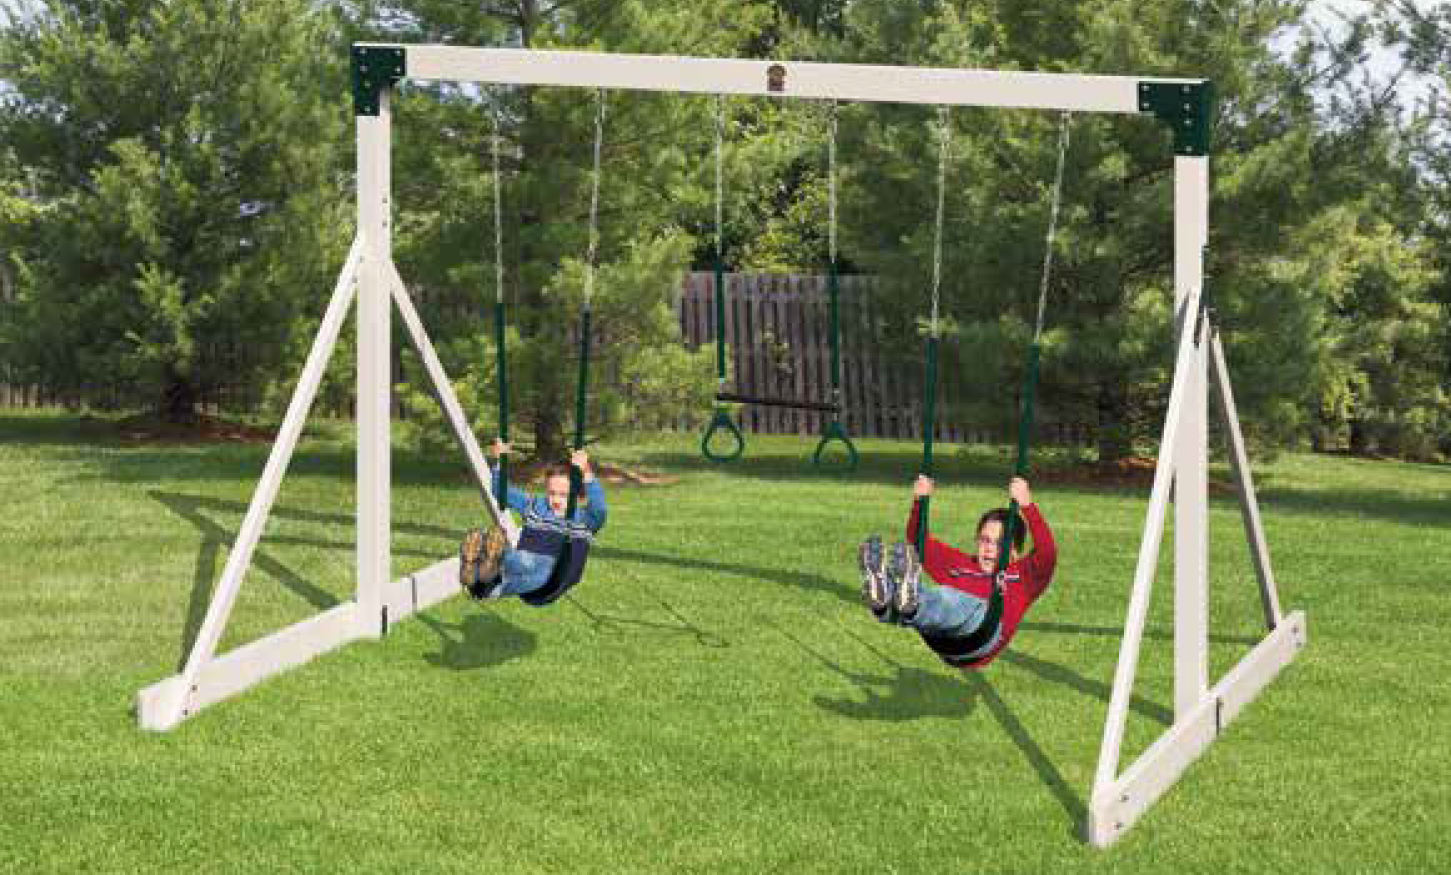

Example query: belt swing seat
[911,107,1072,668]
[477,89,608,606]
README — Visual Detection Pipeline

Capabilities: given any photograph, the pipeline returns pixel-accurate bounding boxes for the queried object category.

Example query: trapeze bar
[715,391,840,413]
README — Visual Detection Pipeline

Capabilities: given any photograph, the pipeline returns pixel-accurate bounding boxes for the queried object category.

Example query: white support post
[356,88,393,637]
[385,261,520,546]
[1209,328,1284,629]
[1091,282,1204,798]
[1173,156,1210,717]
[138,241,364,730]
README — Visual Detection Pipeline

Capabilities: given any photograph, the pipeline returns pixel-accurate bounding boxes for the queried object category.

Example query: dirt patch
[115,414,277,445]
[1034,456,1234,494]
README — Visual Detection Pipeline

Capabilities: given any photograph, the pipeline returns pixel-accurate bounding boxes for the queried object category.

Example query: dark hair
[977,508,1026,551]
[542,463,586,498]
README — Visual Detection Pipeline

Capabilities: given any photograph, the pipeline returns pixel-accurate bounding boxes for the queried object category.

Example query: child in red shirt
[859,476,1057,668]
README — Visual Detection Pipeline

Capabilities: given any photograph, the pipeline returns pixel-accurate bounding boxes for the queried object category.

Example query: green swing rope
[565,89,606,519]
[702,94,745,462]
[813,100,859,472]
[991,111,1071,580]
[914,106,950,559]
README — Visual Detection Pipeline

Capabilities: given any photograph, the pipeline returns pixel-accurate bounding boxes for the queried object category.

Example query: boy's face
[976,519,1004,572]
[545,474,572,515]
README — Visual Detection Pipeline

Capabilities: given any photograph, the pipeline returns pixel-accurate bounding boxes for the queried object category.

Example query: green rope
[915,334,939,558]
[567,307,592,519]
[714,262,727,382]
[813,257,858,472]
[993,342,1041,577]
[495,300,509,488]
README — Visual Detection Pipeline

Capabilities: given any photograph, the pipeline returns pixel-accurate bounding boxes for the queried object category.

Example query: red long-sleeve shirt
[905,500,1058,668]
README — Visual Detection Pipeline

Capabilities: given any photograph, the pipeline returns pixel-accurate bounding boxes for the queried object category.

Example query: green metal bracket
[1138,81,1214,156]
[352,45,406,117]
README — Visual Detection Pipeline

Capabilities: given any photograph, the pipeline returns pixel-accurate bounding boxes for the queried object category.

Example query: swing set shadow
[771,621,1192,839]
[148,491,765,670]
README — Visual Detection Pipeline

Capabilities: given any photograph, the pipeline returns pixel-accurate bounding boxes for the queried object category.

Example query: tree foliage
[0,0,351,421]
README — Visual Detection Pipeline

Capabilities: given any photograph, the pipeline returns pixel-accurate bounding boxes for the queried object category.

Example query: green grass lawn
[2,408,1448,873]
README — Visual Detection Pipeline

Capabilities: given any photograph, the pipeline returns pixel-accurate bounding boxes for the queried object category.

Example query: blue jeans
[889,584,1003,656]
[492,549,558,598]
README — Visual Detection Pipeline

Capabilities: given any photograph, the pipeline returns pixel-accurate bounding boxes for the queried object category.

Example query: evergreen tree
[0,0,350,422]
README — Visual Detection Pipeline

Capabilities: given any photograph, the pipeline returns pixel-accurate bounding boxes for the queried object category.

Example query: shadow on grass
[766,623,974,722]
[1256,483,1451,528]
[563,587,731,648]
[594,544,855,608]
[1021,620,1261,648]
[963,671,1088,835]
[149,490,455,670]
[147,492,750,663]
[783,623,1091,834]
[778,618,1189,837]
[414,610,537,670]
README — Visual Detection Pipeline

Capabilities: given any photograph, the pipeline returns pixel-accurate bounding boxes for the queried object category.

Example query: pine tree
[0,0,350,422]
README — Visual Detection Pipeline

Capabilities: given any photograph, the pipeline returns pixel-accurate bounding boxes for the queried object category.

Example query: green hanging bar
[495,299,510,488]
[914,334,939,559]
[813,262,858,472]
[702,262,745,462]
[567,306,592,518]
[993,342,1042,577]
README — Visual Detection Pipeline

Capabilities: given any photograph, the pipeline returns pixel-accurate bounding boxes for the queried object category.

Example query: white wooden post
[1210,328,1285,629]
[356,88,392,637]
[1173,156,1210,716]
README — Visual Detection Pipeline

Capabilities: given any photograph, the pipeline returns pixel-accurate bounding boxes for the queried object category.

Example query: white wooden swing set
[136,44,1307,849]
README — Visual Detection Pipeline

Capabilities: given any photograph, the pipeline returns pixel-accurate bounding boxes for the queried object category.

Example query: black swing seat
[714,391,839,413]
[515,517,595,606]
[918,579,1007,667]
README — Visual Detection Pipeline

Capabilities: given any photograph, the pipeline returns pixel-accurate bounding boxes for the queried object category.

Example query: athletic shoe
[459,528,487,595]
[858,535,892,616]
[478,525,507,584]
[890,541,921,620]
[460,525,509,599]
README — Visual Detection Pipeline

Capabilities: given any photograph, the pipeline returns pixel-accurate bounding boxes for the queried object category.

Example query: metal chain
[585,89,605,305]
[827,100,838,266]
[492,110,505,305]
[714,94,725,262]
[930,106,950,337]
[1034,110,1072,342]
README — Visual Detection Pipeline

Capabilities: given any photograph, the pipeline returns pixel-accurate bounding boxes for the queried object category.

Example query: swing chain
[827,100,838,267]
[491,106,505,305]
[1034,110,1072,343]
[715,94,725,262]
[930,106,950,337]
[585,88,606,306]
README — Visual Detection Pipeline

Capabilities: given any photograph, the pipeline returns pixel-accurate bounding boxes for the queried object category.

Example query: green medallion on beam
[352,45,406,117]
[1138,81,1213,156]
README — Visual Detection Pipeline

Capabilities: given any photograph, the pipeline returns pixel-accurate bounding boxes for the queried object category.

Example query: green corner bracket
[1138,80,1214,156]
[352,45,406,117]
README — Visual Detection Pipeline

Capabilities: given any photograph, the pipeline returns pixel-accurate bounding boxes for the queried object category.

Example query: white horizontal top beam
[367,44,1202,114]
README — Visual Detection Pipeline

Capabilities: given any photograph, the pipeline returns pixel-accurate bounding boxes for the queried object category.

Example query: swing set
[137,44,1307,850]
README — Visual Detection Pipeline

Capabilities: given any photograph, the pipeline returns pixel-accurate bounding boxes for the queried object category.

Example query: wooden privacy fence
[676,271,1089,446]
